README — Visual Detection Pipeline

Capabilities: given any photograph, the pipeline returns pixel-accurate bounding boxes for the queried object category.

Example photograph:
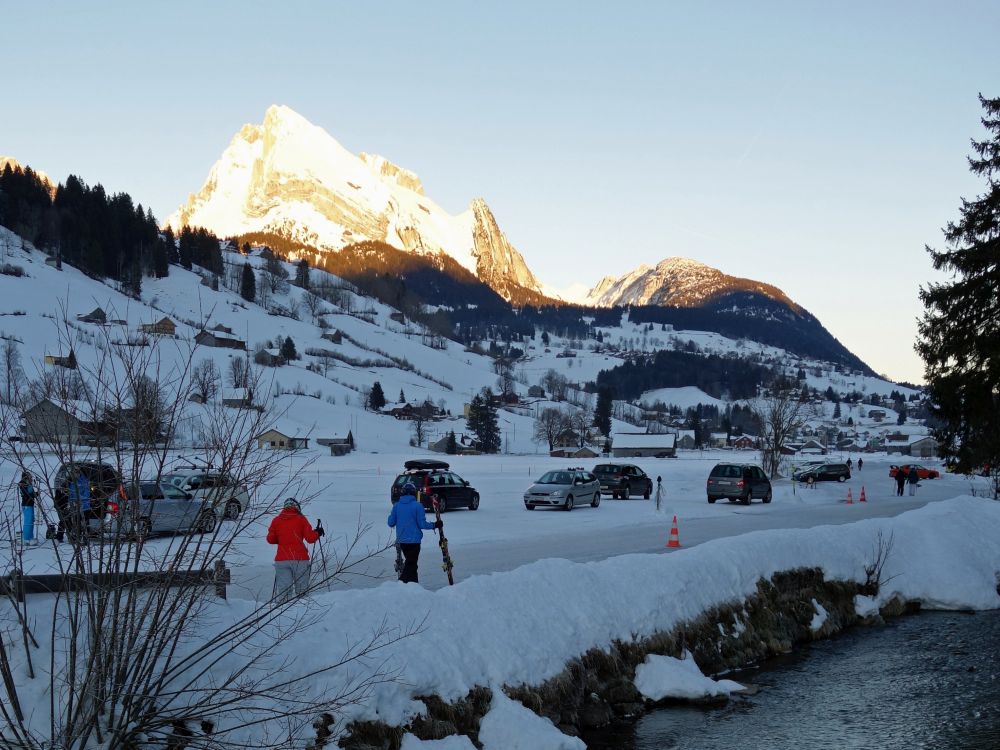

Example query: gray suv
[112,482,218,539]
[706,463,772,505]
[592,463,653,499]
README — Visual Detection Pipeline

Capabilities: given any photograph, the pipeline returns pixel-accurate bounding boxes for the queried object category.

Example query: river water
[583,611,1000,750]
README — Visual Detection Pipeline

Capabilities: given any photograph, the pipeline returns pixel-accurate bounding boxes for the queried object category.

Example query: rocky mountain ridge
[585,257,801,312]
[167,105,544,303]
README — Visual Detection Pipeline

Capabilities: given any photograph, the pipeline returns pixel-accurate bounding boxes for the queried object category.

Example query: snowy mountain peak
[585,256,799,311]
[167,105,542,301]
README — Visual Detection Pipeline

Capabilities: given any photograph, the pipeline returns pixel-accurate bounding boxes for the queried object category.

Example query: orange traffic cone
[666,515,681,548]
[859,486,867,503]
[847,488,854,504]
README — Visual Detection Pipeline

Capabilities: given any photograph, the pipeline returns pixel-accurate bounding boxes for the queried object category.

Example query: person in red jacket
[267,498,323,602]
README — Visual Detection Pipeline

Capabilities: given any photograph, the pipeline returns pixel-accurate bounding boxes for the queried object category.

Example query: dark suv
[592,463,653,499]
[52,461,124,537]
[706,462,772,505]
[390,459,480,512]
[792,462,851,483]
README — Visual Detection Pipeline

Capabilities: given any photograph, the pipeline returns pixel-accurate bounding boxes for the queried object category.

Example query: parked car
[706,462,772,505]
[111,481,218,539]
[524,468,600,511]
[888,464,940,480]
[162,467,250,519]
[592,463,653,499]
[390,459,480,511]
[792,462,851,483]
[53,461,124,536]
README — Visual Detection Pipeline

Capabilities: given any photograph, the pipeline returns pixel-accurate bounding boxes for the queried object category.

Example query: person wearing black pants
[387,481,439,583]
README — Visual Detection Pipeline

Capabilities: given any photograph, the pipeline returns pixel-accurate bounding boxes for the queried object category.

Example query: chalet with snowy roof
[22,398,99,444]
[76,306,107,324]
[256,429,309,450]
[730,434,759,450]
[708,432,729,449]
[884,432,911,455]
[798,438,827,455]
[550,445,599,459]
[195,329,246,350]
[138,317,176,336]
[320,329,343,344]
[317,432,354,456]
[44,351,76,369]
[221,388,254,409]
[253,349,286,367]
[611,432,676,458]
[675,430,696,450]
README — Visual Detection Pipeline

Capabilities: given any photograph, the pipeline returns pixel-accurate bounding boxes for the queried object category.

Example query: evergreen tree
[445,430,457,455]
[833,400,841,419]
[917,94,1000,478]
[178,226,193,270]
[280,336,297,361]
[690,411,703,448]
[368,381,386,411]
[593,386,613,436]
[294,258,310,289]
[399,388,406,403]
[467,390,501,454]
[240,263,256,302]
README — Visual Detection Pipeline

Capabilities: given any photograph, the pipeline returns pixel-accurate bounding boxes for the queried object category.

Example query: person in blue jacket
[387,481,440,583]
[18,471,37,545]
[65,472,92,542]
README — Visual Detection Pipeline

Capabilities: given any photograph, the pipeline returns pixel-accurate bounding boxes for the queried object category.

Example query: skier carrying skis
[267,498,322,602]
[19,471,37,545]
[387,481,440,583]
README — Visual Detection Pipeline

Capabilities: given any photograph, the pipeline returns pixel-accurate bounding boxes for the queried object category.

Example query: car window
[161,484,189,499]
[539,471,571,484]
[584,472,596,482]
[754,467,766,479]
[139,482,163,499]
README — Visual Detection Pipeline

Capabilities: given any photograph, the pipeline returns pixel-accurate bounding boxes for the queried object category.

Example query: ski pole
[314,518,329,589]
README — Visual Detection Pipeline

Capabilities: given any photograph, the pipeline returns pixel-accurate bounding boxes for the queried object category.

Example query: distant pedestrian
[18,471,37,544]
[858,458,864,471]
[894,466,907,496]
[846,458,853,471]
[267,498,322,602]
[388,481,440,583]
[907,466,919,496]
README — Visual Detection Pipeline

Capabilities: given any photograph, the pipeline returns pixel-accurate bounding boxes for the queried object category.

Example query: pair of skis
[392,491,454,586]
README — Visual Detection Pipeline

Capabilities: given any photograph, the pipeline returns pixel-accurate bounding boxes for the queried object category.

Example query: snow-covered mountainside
[167,105,543,302]
[585,257,800,311]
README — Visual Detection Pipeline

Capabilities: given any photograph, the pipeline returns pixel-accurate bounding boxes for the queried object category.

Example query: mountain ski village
[1,99,999,750]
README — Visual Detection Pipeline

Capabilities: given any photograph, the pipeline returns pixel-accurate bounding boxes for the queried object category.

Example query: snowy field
[5,448,985,598]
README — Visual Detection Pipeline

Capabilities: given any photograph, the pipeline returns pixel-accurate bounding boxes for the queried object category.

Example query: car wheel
[198,511,217,535]
[707,495,717,504]
[763,490,772,504]
[564,495,574,511]
[623,483,631,499]
[525,504,535,511]
[591,491,600,508]
[741,492,751,506]
[838,475,847,483]
[224,499,241,520]
[436,496,448,513]
[643,485,651,499]
[135,517,152,541]
[469,493,480,511]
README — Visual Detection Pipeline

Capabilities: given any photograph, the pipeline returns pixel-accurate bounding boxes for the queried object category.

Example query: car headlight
[550,490,565,497]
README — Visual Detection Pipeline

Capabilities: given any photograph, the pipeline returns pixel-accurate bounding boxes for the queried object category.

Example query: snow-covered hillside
[167,105,543,302]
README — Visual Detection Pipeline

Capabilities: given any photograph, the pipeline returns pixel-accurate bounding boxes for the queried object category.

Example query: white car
[163,468,249,520]
[523,468,601,511]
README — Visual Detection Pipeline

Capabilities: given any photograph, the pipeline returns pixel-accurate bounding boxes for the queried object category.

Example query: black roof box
[404,459,450,471]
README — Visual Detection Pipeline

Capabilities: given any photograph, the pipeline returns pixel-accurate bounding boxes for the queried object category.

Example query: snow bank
[8,496,1000,746]
[477,690,585,750]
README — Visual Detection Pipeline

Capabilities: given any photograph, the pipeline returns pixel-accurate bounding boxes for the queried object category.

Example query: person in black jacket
[894,466,907,496]
[907,465,920,496]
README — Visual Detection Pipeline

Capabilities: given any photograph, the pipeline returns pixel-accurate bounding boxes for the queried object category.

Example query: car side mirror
[184,492,194,500]
[463,480,469,486]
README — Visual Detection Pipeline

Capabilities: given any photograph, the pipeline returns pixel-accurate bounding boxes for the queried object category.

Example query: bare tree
[541,369,568,402]
[302,291,324,324]
[568,406,592,448]
[228,355,250,389]
[191,358,220,402]
[533,407,570,451]
[0,316,412,749]
[411,412,428,448]
[751,389,807,478]
[2,337,22,404]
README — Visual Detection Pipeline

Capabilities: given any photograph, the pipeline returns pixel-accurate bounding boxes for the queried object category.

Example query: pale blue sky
[3,1,997,383]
